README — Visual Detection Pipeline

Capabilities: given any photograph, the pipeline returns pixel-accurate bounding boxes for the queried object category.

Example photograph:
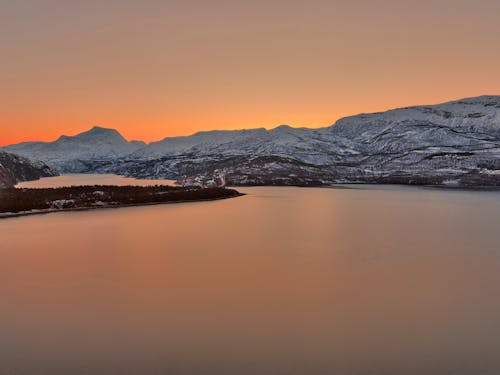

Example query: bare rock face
[0,152,57,188]
[3,96,500,187]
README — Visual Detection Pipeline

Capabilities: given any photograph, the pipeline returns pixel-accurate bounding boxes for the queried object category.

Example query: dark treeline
[0,185,242,214]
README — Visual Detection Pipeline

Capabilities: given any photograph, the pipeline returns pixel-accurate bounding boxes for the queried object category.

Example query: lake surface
[2,175,500,374]
[16,173,175,188]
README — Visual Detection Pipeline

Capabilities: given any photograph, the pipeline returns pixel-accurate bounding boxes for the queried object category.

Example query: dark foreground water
[2,175,500,374]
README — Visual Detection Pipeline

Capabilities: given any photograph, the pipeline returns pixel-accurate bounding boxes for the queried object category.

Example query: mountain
[0,151,57,188]
[3,126,146,171]
[101,95,500,187]
[4,96,500,187]
[128,124,351,165]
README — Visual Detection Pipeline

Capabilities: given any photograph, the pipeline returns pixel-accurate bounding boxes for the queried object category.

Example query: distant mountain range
[3,95,500,187]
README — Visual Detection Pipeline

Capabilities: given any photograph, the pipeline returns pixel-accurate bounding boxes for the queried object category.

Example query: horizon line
[2,93,498,147]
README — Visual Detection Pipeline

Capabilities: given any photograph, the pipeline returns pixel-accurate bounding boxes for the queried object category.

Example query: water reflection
[16,173,175,188]
[1,176,500,374]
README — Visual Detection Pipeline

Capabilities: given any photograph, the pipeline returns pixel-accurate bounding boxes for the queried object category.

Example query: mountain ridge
[3,125,146,171]
[3,95,500,187]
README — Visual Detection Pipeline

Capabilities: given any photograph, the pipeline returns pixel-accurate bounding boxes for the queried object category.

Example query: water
[16,173,175,188]
[2,175,500,374]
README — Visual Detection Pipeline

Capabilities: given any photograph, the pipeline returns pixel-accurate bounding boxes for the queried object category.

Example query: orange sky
[1,0,499,146]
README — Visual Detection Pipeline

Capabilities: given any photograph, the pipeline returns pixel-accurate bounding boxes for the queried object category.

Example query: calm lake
[2,175,500,374]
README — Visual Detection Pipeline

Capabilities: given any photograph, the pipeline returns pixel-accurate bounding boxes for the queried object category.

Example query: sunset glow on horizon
[2,0,499,146]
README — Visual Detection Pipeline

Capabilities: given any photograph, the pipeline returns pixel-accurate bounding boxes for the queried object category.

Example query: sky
[1,0,500,145]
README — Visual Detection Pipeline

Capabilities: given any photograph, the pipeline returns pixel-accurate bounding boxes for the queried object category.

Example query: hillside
[0,152,57,188]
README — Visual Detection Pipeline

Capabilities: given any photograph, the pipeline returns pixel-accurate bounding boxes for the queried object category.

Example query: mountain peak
[274,124,292,130]
[54,126,124,143]
[73,126,127,142]
[85,125,121,135]
[90,125,108,131]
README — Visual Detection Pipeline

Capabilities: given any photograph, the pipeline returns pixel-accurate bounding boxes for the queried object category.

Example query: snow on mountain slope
[129,124,357,166]
[331,95,500,137]
[322,96,500,168]
[3,126,146,171]
[119,95,499,186]
[132,128,268,158]
[129,96,500,165]
[3,96,500,186]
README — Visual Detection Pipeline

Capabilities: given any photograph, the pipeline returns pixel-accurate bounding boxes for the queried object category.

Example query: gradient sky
[1,0,499,145]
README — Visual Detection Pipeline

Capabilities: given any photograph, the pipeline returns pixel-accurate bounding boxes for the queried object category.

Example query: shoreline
[227,182,500,192]
[0,193,245,220]
[1,181,498,221]
[16,173,500,192]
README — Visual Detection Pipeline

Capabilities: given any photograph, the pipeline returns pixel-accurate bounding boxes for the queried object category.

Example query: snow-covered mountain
[3,126,146,171]
[129,125,354,165]
[4,96,500,187]
[0,151,57,188]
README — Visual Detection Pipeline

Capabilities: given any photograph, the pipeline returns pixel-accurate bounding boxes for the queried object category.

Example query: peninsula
[0,185,243,219]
